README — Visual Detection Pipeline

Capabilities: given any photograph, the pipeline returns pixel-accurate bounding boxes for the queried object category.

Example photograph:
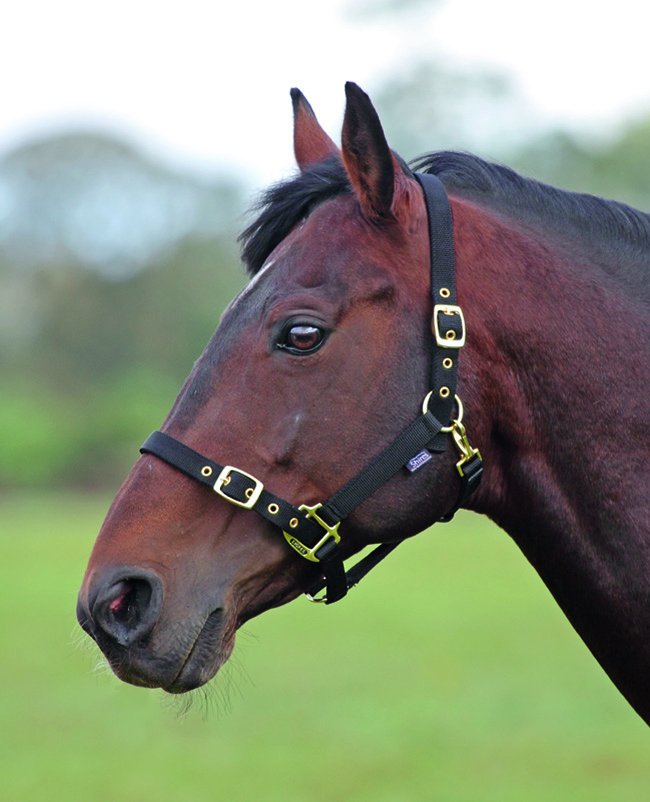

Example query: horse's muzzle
[77,567,234,692]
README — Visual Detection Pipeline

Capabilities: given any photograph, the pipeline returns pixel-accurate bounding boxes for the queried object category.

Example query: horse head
[76,84,481,692]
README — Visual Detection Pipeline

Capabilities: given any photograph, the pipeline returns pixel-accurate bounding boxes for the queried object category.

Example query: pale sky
[2,0,650,183]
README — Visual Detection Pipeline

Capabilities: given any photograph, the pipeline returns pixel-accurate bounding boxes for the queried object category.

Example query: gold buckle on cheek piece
[283,503,341,563]
[433,304,466,349]
[213,466,264,509]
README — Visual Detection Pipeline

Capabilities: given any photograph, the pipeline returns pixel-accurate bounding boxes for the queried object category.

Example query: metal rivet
[440,287,451,298]
[268,503,279,515]
[440,386,450,398]
[443,358,453,369]
[201,466,213,477]
[245,487,254,499]
[445,330,456,340]
[289,518,299,528]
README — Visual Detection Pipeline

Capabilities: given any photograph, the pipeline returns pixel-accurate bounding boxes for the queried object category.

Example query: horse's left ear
[291,88,340,171]
[341,82,410,221]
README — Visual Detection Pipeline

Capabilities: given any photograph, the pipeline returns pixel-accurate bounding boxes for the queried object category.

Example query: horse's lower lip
[165,608,227,693]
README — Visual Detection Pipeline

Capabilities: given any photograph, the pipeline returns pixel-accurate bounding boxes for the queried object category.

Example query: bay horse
[77,82,650,725]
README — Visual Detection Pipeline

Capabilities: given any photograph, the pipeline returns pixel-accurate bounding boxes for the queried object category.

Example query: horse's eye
[279,323,325,354]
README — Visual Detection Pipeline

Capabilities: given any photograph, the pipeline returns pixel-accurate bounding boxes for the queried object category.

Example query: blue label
[406,449,432,473]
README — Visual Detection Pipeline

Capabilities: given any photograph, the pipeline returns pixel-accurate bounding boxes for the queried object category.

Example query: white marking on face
[245,259,276,293]
[223,259,276,315]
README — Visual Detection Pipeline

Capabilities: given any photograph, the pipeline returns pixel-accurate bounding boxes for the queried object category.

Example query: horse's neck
[453,197,650,723]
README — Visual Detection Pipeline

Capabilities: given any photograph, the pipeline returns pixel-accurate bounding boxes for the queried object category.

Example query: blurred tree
[374,62,528,158]
[0,131,240,277]
[0,132,246,488]
[348,0,535,159]
[511,118,650,210]
[349,0,440,16]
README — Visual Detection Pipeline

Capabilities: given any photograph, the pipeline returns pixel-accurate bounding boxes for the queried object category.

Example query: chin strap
[139,172,483,604]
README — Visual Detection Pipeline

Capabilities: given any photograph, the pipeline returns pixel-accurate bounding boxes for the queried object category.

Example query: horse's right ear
[291,88,340,171]
[341,82,413,223]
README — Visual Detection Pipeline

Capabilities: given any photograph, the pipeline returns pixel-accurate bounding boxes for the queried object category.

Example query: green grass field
[1,492,649,801]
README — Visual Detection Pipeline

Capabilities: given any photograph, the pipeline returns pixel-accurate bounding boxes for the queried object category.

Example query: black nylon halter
[140,173,483,604]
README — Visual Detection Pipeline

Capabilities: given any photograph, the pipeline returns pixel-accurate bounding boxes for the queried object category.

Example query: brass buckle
[214,466,264,509]
[283,503,341,563]
[433,304,466,349]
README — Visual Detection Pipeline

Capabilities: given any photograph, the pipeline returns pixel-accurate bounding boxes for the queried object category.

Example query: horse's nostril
[108,579,150,624]
[89,571,162,648]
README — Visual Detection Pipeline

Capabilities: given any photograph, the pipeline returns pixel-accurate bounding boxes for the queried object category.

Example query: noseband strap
[140,172,483,604]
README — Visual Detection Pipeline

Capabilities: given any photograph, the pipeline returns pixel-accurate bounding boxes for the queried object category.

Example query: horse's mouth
[165,607,233,694]
[84,605,234,693]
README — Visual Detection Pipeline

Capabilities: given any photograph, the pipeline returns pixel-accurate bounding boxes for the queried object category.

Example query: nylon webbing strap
[319,408,445,523]
[415,173,460,452]
[307,542,400,600]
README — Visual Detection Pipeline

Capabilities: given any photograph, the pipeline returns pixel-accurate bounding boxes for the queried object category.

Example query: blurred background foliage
[0,132,245,486]
[2,37,650,491]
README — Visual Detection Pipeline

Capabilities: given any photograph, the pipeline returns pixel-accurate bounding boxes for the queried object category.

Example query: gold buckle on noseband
[213,466,264,509]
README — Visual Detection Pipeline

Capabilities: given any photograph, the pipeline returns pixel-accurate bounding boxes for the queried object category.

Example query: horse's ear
[341,82,409,221]
[291,88,339,171]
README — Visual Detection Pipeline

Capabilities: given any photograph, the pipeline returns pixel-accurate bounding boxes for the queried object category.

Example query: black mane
[240,151,650,285]
[239,157,351,275]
